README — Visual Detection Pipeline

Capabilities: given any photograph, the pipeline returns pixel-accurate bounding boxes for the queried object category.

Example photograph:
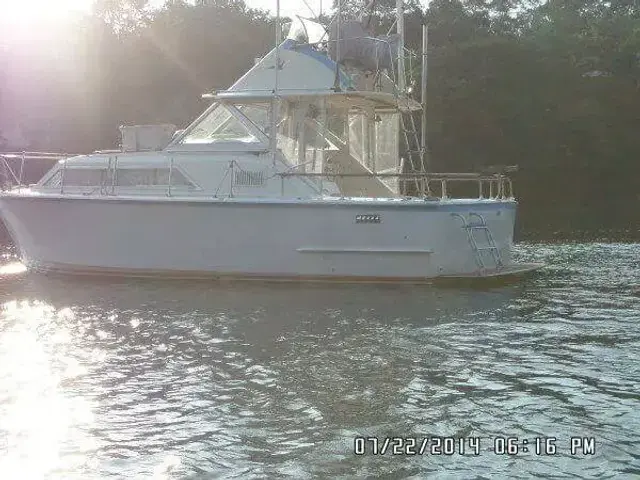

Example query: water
[0,242,638,478]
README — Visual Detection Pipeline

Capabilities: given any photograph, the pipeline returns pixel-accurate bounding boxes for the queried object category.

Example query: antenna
[333,0,342,91]
[363,0,376,28]
[274,0,280,96]
[396,0,406,93]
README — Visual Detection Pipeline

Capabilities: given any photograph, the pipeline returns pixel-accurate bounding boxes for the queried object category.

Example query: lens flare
[0,262,27,276]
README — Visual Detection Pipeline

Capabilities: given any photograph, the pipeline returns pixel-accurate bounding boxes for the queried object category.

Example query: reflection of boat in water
[0,3,541,281]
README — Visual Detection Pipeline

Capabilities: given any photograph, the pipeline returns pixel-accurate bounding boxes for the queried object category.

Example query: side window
[116,169,157,187]
[167,169,192,187]
[116,168,195,188]
[64,169,106,186]
[43,170,62,188]
[43,169,106,187]
[42,167,195,189]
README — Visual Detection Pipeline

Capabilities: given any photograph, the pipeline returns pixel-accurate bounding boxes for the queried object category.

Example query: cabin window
[374,112,400,173]
[181,104,260,144]
[116,168,193,187]
[43,169,106,188]
[43,171,62,187]
[42,167,196,188]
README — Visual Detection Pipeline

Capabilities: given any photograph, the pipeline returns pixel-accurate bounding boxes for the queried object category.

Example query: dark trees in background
[1,0,637,167]
[0,0,638,237]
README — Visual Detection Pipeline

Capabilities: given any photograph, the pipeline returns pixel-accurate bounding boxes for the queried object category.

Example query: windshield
[180,104,260,144]
[239,105,269,133]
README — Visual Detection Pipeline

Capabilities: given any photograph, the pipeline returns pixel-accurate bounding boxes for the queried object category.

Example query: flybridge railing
[0,152,73,191]
[323,36,418,96]
[277,171,515,200]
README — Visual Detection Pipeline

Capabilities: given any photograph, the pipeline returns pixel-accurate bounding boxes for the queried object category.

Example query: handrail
[1,151,74,192]
[0,151,78,160]
[278,171,505,180]
[277,171,515,200]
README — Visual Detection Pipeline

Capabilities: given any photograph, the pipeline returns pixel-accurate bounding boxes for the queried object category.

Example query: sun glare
[0,262,27,276]
[0,300,98,478]
[0,0,91,25]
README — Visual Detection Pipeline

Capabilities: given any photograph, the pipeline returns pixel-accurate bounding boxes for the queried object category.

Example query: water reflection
[0,299,98,479]
[0,244,638,478]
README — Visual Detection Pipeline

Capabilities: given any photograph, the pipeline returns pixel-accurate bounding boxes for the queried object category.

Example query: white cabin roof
[203,90,421,112]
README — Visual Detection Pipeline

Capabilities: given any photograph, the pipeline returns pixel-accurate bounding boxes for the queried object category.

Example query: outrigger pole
[421,23,429,171]
[271,0,281,165]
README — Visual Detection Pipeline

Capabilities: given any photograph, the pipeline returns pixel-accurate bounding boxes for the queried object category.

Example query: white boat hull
[0,194,536,280]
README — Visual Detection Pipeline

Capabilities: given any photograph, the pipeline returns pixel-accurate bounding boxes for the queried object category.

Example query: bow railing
[0,152,74,191]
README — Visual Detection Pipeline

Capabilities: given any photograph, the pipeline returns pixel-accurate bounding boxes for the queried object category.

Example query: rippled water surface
[0,243,639,479]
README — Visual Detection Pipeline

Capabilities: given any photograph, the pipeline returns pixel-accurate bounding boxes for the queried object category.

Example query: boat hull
[0,194,532,280]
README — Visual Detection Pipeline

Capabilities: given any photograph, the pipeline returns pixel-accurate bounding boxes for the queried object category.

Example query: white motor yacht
[0,5,542,281]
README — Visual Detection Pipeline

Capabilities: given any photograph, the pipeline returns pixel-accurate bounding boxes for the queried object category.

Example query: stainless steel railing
[277,171,515,200]
[1,150,516,201]
[0,152,74,191]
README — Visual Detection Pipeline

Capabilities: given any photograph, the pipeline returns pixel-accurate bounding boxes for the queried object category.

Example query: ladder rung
[457,212,504,272]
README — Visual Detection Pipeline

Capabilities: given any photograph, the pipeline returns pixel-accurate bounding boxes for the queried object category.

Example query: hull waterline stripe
[24,261,544,283]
